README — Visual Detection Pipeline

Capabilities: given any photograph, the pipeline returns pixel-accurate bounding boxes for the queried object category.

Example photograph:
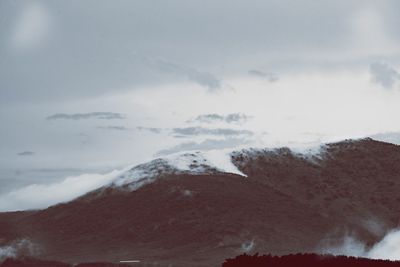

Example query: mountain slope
[1,138,400,267]
[4,173,335,266]
[232,138,400,235]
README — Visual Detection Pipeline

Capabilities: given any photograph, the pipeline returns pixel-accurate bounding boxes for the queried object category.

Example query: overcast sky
[1,0,400,194]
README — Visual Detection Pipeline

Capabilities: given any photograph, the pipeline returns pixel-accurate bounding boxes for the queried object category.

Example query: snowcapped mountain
[0,144,324,212]
[109,144,327,192]
[2,138,400,267]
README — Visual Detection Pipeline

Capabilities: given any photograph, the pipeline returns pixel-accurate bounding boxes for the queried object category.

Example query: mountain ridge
[1,138,400,267]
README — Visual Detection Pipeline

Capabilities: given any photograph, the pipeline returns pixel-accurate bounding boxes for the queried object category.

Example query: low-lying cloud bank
[0,169,126,212]
[321,229,400,261]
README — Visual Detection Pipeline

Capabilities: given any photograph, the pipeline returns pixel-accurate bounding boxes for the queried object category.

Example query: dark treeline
[222,253,400,267]
[5,253,400,267]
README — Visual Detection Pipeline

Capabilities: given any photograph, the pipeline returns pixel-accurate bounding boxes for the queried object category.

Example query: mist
[321,229,400,261]
[0,169,126,212]
[0,240,38,261]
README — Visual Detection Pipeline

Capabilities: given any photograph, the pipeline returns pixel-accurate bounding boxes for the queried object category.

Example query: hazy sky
[1,0,400,183]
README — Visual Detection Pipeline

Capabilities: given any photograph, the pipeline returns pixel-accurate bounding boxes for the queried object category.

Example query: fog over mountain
[1,1,400,266]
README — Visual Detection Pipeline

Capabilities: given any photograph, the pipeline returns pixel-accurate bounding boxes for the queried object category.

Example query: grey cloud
[97,126,130,131]
[136,127,163,134]
[248,70,279,82]
[225,114,252,124]
[157,138,250,155]
[370,62,400,89]
[191,113,251,124]
[192,114,224,123]
[17,151,35,156]
[46,112,126,120]
[3,1,393,104]
[155,60,221,91]
[173,127,253,136]
[173,135,188,139]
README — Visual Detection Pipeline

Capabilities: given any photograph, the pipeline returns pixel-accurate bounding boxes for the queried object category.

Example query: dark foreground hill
[1,138,400,266]
[223,253,400,267]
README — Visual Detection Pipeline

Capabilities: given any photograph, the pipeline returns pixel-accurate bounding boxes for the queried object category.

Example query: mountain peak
[110,151,243,191]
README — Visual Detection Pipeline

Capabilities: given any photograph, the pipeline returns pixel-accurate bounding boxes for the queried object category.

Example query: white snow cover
[291,143,328,162]
[111,149,246,191]
[231,142,327,164]
[166,149,245,176]
[202,149,246,176]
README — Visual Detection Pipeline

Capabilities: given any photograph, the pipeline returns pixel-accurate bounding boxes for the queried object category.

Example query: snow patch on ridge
[165,149,246,176]
[111,150,246,191]
[232,143,327,162]
[111,158,178,191]
[204,149,247,176]
[291,144,328,161]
